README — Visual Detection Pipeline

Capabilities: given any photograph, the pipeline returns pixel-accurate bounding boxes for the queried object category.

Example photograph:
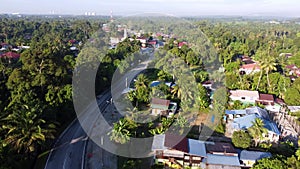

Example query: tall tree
[248,118,268,147]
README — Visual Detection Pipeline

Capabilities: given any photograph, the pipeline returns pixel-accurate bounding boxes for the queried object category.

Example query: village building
[151,98,177,117]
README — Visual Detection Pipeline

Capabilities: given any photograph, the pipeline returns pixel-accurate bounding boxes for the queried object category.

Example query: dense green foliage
[0,17,106,169]
[232,130,252,149]
[0,15,300,168]
[253,150,300,169]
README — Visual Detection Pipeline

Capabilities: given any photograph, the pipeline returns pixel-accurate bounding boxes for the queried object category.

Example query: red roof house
[256,94,275,106]
[240,63,260,74]
[0,52,20,59]
[178,42,188,48]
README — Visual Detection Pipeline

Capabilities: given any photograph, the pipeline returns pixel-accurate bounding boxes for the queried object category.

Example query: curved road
[44,54,154,169]
[44,91,112,169]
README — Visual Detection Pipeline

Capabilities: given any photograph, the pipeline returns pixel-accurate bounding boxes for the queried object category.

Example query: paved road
[44,91,112,169]
[44,52,155,169]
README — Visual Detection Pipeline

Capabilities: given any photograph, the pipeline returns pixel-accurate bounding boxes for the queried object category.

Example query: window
[241,97,246,100]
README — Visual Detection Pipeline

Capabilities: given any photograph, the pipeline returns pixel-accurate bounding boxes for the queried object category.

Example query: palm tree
[256,55,266,90]
[171,85,182,99]
[134,74,149,90]
[2,104,56,154]
[248,118,268,147]
[134,74,150,104]
[238,75,251,90]
[108,118,132,144]
[264,57,277,87]
[149,126,165,135]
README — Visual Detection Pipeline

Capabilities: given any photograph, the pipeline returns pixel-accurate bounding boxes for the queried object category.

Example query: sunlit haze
[1,0,299,17]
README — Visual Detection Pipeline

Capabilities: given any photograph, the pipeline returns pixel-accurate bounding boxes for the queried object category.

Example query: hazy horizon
[1,0,299,17]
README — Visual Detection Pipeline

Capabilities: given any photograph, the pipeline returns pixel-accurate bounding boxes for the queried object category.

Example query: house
[286,64,300,77]
[225,110,247,121]
[152,136,272,169]
[241,55,256,64]
[231,113,281,143]
[205,154,241,169]
[178,41,188,48]
[256,94,275,106]
[227,107,269,121]
[206,142,238,156]
[202,81,214,90]
[136,36,147,44]
[147,40,157,47]
[150,81,176,88]
[287,106,300,113]
[230,90,259,104]
[151,133,207,168]
[280,53,293,58]
[239,150,272,167]
[151,98,177,117]
[205,142,240,169]
[239,63,260,75]
[0,43,10,51]
[0,52,20,59]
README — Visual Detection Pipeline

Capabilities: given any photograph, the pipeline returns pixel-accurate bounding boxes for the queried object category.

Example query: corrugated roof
[206,154,240,166]
[225,110,247,115]
[188,139,207,157]
[151,98,170,110]
[164,133,188,153]
[263,120,281,135]
[245,107,270,120]
[240,150,272,161]
[151,134,167,151]
[206,142,237,154]
[259,94,274,101]
[233,114,280,135]
[233,114,259,130]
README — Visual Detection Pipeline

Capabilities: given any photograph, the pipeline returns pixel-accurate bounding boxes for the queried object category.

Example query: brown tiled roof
[164,133,188,153]
[259,94,274,101]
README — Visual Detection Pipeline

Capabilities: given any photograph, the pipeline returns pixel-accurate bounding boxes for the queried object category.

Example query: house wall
[263,132,280,143]
[230,96,258,104]
[207,164,241,169]
[239,68,260,75]
[241,160,256,167]
[152,109,162,116]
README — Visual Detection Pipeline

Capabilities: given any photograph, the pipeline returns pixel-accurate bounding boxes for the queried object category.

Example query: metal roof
[233,114,259,130]
[233,114,280,135]
[206,142,237,155]
[206,154,240,166]
[240,150,272,161]
[164,133,188,153]
[151,98,170,110]
[151,134,167,151]
[225,110,247,115]
[263,120,281,135]
[188,139,207,157]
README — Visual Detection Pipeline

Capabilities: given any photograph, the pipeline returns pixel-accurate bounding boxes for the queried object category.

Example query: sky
[0,0,299,17]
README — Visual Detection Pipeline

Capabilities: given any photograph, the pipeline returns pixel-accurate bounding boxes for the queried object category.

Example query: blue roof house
[232,113,281,143]
[205,154,241,169]
[239,150,272,167]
